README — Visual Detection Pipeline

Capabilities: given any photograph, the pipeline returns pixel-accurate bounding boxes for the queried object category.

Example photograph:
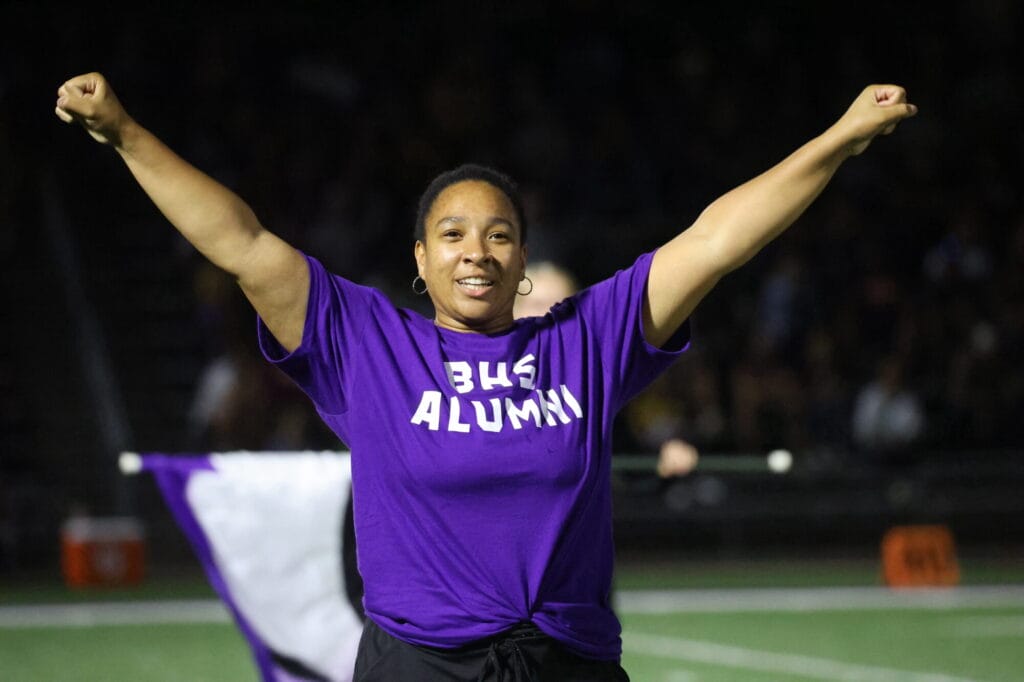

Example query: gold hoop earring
[412,275,428,295]
[517,276,533,296]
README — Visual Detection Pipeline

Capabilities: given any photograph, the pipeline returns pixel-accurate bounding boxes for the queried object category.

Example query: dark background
[2,1,1022,570]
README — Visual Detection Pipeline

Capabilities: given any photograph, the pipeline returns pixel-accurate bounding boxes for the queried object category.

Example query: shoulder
[305,255,402,312]
[570,251,657,318]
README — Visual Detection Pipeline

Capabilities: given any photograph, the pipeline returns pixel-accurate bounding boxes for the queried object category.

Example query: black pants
[354,619,630,682]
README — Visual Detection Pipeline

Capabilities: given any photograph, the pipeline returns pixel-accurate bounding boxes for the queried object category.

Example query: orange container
[881,524,959,588]
[61,516,145,587]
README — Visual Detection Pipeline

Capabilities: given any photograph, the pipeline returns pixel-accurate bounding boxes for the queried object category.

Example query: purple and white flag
[131,451,363,682]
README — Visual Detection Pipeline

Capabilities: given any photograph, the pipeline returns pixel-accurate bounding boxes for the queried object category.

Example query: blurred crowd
[5,2,1023,466]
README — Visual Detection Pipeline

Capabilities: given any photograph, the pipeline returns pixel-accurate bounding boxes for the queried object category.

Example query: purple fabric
[258,251,688,660]
[140,454,278,682]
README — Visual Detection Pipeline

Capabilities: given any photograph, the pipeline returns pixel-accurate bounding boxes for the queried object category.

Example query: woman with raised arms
[56,73,915,681]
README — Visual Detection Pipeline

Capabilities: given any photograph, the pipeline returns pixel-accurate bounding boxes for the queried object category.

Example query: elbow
[703,230,755,277]
[691,200,777,275]
[689,209,749,276]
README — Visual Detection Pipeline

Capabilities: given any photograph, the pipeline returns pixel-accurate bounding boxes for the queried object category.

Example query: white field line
[663,671,699,682]
[617,585,1024,614]
[0,600,230,628]
[2,585,1023,629]
[624,631,983,682]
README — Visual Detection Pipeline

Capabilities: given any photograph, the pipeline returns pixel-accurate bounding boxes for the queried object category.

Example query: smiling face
[415,180,528,334]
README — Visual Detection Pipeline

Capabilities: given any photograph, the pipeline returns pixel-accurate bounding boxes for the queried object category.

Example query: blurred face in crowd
[514,263,577,319]
[415,180,527,334]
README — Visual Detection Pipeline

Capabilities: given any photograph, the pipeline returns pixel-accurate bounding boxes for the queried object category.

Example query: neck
[434,315,515,335]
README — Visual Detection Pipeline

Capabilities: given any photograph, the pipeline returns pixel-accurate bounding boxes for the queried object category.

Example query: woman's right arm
[55,72,309,352]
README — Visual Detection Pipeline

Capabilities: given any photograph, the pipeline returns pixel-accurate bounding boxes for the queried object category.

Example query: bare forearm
[116,120,263,276]
[693,127,849,274]
[56,72,310,351]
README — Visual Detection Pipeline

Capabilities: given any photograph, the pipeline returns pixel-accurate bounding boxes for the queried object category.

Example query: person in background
[513,261,579,319]
[851,354,925,465]
[516,262,701,479]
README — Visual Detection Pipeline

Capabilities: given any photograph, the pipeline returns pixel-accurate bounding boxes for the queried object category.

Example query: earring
[517,276,533,296]
[412,275,428,295]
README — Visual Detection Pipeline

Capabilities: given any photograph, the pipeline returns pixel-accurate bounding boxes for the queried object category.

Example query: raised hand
[54,72,133,148]
[834,84,918,157]
[657,438,700,478]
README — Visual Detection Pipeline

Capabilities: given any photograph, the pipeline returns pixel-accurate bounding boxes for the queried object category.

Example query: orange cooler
[61,516,145,587]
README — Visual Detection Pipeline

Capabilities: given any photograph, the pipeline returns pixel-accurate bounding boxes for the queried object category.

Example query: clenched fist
[833,85,918,156]
[55,73,133,148]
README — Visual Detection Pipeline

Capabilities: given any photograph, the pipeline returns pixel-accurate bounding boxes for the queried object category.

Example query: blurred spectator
[515,262,701,478]
[187,264,335,452]
[923,203,994,290]
[803,325,852,457]
[851,356,925,460]
[753,253,808,362]
[730,341,807,452]
[513,261,578,319]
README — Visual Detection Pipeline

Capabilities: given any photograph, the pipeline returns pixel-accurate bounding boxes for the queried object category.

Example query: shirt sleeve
[256,253,378,415]
[572,249,691,409]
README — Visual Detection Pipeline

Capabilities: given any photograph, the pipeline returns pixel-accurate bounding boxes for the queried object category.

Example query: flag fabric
[137,451,363,682]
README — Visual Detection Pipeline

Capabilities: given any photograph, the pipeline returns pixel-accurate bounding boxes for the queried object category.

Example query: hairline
[414,165,528,244]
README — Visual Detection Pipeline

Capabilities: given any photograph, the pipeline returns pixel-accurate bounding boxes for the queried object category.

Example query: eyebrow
[433,216,515,230]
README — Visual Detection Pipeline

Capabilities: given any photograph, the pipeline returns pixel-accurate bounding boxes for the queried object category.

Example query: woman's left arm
[643,84,918,348]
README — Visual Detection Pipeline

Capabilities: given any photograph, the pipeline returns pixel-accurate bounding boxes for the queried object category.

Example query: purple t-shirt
[258,250,689,660]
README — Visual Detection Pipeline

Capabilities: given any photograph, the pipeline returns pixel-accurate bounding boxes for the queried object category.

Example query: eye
[442,229,461,239]
[488,231,510,242]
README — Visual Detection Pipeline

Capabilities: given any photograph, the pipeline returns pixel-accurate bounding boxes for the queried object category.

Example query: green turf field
[0,622,252,682]
[2,559,1023,681]
[618,594,1024,681]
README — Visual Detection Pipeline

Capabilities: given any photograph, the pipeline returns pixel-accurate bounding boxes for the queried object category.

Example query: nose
[462,234,491,264]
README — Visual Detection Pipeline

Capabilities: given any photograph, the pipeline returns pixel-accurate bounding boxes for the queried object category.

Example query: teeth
[459,278,493,285]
